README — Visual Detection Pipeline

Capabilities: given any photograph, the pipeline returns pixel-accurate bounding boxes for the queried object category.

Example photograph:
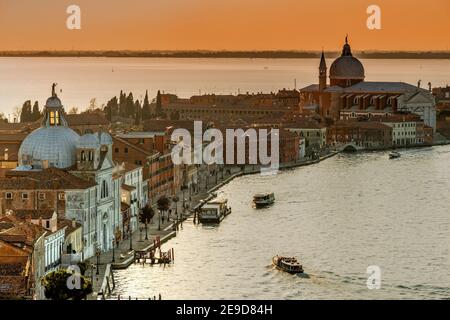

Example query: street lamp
[139,226,143,242]
[112,237,115,263]
[129,227,133,251]
[95,247,101,275]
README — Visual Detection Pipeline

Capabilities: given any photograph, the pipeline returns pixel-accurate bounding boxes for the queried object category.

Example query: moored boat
[272,255,303,274]
[198,198,231,224]
[389,151,401,159]
[253,192,275,207]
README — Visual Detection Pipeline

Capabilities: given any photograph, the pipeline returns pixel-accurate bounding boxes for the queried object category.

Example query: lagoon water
[112,147,450,300]
[1,57,450,118]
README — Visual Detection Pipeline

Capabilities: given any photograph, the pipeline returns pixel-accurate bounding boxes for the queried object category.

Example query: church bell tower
[319,50,327,92]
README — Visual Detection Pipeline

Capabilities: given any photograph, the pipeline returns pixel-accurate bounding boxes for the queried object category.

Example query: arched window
[88,151,93,161]
[81,151,86,162]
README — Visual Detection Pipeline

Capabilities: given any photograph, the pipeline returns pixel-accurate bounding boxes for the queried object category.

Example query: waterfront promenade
[86,152,339,299]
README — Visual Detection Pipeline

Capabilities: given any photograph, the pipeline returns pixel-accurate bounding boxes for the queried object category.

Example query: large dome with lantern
[18,85,80,169]
[329,37,365,86]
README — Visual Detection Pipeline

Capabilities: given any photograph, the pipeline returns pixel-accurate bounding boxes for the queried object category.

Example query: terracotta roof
[333,120,392,130]
[0,133,28,142]
[0,222,15,232]
[0,221,45,248]
[1,167,96,190]
[0,122,38,133]
[13,210,55,220]
[57,219,81,235]
[65,113,110,126]
[284,120,326,129]
[112,136,153,156]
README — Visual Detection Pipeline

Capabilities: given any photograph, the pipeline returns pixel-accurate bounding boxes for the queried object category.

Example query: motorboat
[198,198,231,224]
[272,255,304,274]
[253,192,275,207]
[389,151,401,159]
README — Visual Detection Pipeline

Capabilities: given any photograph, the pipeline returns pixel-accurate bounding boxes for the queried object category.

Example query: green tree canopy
[157,196,171,212]
[32,101,41,121]
[20,100,32,123]
[156,90,162,116]
[134,99,142,125]
[42,269,92,301]
[139,204,155,224]
[142,90,151,121]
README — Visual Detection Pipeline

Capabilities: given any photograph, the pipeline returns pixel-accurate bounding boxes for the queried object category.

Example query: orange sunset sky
[0,0,449,51]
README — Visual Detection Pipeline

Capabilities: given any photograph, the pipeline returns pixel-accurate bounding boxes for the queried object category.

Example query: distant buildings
[156,90,299,122]
[300,38,437,132]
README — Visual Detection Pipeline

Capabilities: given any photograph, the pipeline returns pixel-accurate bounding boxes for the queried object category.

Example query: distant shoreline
[1,51,450,59]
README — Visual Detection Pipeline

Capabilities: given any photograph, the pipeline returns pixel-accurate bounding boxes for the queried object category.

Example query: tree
[172,196,180,216]
[134,99,142,125]
[119,90,127,117]
[68,107,79,114]
[20,100,32,123]
[125,93,134,118]
[42,269,92,300]
[32,101,41,121]
[142,90,151,121]
[12,106,21,123]
[104,96,118,121]
[87,98,97,113]
[139,204,155,240]
[157,196,171,230]
[155,90,162,116]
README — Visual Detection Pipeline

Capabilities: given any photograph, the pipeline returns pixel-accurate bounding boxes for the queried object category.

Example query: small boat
[198,198,231,224]
[389,151,401,159]
[253,192,275,207]
[272,255,304,274]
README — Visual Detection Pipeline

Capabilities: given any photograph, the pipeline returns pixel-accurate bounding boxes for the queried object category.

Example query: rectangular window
[58,193,65,201]
[49,111,55,125]
[5,192,12,199]
[21,193,29,200]
[115,147,119,153]
[46,221,50,229]
[124,148,128,153]
[39,193,46,200]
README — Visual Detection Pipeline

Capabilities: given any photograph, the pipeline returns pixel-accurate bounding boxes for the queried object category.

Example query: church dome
[19,126,80,169]
[329,37,365,83]
[18,84,80,169]
[330,56,365,80]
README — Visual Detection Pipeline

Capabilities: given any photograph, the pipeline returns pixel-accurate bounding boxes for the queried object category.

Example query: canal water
[112,146,450,299]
